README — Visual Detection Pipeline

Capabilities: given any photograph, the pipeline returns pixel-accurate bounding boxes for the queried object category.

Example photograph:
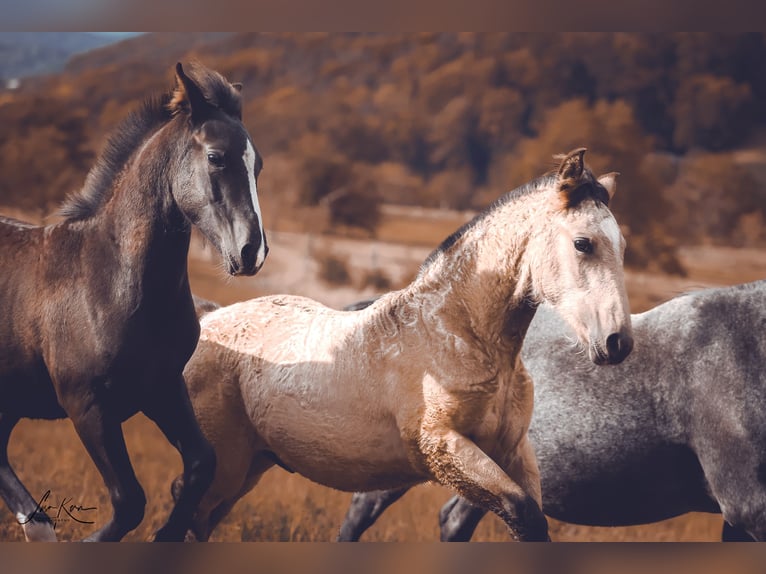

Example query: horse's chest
[422,367,533,438]
[44,302,198,393]
[112,314,198,379]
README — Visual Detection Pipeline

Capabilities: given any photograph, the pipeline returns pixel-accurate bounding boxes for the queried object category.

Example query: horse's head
[168,62,267,276]
[530,148,632,365]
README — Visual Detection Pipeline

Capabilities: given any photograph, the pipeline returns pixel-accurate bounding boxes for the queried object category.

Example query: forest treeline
[1,32,765,273]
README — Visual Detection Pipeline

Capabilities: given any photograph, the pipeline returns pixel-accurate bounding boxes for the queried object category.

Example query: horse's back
[191,293,423,492]
[199,294,354,355]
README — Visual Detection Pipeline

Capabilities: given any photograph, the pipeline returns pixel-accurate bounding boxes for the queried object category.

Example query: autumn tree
[504,98,684,274]
[672,74,755,151]
[0,96,93,211]
[663,152,764,246]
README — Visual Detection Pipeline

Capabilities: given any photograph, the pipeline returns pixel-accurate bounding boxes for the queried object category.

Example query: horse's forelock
[561,180,611,209]
[557,167,610,210]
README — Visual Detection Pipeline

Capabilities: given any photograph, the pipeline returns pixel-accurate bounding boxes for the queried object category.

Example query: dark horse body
[0,63,266,541]
[339,281,766,541]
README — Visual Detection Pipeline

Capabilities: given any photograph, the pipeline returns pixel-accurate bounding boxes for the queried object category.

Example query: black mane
[420,171,609,271]
[59,63,242,222]
[59,95,174,221]
[420,173,556,270]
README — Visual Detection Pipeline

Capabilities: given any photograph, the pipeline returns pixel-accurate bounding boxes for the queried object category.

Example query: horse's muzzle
[229,236,268,276]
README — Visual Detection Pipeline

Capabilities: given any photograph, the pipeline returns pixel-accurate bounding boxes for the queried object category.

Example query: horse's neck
[85,129,191,294]
[413,203,541,352]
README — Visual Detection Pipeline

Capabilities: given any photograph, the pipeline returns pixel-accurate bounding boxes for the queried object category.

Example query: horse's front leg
[65,398,146,541]
[420,427,548,541]
[0,413,57,541]
[438,433,542,541]
[143,374,215,542]
[337,488,410,542]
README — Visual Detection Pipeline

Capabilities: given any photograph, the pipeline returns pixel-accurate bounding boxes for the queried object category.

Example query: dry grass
[0,413,724,542]
[0,212,762,542]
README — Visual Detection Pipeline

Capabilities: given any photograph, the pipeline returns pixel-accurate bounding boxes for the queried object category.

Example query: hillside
[0,32,138,82]
[2,33,766,544]
[1,33,765,274]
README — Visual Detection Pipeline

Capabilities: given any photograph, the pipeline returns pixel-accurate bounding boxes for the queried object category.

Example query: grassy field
[0,209,761,542]
[0,411,724,542]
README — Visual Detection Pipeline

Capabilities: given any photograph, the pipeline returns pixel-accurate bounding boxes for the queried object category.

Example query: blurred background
[0,32,765,541]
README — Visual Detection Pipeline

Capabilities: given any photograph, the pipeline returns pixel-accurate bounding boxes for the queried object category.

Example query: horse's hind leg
[722,521,756,542]
[337,488,410,541]
[66,402,146,541]
[0,413,56,541]
[143,374,215,542]
[439,495,486,542]
[173,453,274,541]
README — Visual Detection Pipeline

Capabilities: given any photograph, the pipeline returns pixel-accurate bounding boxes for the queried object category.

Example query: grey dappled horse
[340,280,766,541]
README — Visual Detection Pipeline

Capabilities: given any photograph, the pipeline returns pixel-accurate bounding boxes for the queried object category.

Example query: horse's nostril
[606,332,633,362]
[241,243,256,270]
[606,333,621,357]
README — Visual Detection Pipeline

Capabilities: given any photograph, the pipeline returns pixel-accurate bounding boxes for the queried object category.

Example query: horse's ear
[169,62,209,120]
[557,147,587,182]
[597,172,619,201]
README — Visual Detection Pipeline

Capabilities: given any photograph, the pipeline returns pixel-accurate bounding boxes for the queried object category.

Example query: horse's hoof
[21,519,57,542]
[153,526,186,542]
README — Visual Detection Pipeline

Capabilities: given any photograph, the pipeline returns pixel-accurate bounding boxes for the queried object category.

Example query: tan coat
[181,149,632,541]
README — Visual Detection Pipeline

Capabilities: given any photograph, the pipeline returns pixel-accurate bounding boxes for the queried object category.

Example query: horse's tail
[193,294,222,319]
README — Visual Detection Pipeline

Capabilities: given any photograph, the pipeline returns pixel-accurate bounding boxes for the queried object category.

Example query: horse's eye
[207,152,225,168]
[574,237,593,254]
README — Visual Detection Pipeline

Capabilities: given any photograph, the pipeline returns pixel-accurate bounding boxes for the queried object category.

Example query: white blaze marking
[244,140,266,267]
[600,216,622,255]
